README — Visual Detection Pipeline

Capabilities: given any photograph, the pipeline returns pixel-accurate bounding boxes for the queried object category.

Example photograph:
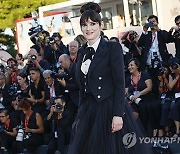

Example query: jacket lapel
[75,45,87,88]
[88,38,108,77]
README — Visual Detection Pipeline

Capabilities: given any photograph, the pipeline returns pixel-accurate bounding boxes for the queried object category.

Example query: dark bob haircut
[80,2,102,27]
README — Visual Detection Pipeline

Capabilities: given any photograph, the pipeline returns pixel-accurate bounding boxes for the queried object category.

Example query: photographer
[27,67,46,116]
[121,30,143,69]
[47,33,69,71]
[168,57,180,138]
[169,15,180,59]
[43,70,66,109]
[13,98,44,153]
[0,109,18,152]
[138,15,171,98]
[58,54,79,110]
[22,47,50,75]
[45,96,67,154]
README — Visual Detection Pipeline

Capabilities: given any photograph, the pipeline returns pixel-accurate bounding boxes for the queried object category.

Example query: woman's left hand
[131,93,141,101]
[112,116,123,133]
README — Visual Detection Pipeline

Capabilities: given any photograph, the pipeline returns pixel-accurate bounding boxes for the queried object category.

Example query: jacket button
[99,77,102,80]
[97,95,101,99]
[98,86,101,90]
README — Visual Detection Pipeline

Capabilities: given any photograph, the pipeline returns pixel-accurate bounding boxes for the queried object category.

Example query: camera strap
[151,33,156,45]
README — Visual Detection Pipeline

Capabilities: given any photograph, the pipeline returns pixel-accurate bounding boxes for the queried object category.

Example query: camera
[55,104,63,111]
[16,125,24,141]
[127,31,138,43]
[49,37,56,45]
[158,67,165,76]
[30,55,37,61]
[151,52,160,69]
[173,29,180,39]
[8,83,28,101]
[51,72,69,80]
[28,25,43,36]
[126,94,142,105]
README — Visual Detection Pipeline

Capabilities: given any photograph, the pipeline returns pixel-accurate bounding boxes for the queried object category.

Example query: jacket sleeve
[109,42,125,117]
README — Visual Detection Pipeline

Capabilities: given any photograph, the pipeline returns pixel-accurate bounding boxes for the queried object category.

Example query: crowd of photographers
[0,14,179,153]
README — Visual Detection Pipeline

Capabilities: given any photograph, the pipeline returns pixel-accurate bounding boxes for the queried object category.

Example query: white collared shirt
[81,37,101,75]
[147,32,162,66]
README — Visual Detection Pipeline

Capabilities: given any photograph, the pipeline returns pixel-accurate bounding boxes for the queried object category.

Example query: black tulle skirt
[68,95,153,154]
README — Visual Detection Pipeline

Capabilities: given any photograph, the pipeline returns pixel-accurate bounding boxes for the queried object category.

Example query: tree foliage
[0,33,17,57]
[0,0,66,29]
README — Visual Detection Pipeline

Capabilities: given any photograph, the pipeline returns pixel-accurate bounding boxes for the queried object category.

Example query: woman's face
[128,61,138,74]
[17,75,25,86]
[81,18,102,44]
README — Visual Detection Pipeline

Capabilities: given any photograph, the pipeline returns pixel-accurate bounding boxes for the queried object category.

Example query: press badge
[175,92,180,99]
[133,91,140,95]
[161,93,166,99]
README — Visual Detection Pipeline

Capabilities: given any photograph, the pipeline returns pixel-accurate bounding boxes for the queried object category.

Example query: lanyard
[131,72,141,91]
[5,120,10,130]
[152,33,156,45]
[25,118,29,128]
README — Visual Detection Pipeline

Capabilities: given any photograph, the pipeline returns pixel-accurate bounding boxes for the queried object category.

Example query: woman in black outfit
[68,2,153,154]
[13,98,44,153]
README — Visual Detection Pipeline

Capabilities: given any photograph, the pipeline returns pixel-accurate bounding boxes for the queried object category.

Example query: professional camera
[8,83,19,97]
[28,25,43,36]
[0,125,4,133]
[126,93,142,105]
[16,125,24,141]
[51,72,69,80]
[151,52,160,69]
[173,29,180,39]
[8,83,28,100]
[127,31,138,43]
[55,104,63,111]
[158,67,165,76]
[49,37,56,45]
[30,55,37,61]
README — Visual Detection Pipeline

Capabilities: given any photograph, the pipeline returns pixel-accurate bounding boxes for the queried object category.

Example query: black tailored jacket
[138,30,171,65]
[75,38,125,117]
[66,62,79,107]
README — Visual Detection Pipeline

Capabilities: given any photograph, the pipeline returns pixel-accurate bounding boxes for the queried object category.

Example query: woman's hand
[111,116,123,133]
[131,93,141,102]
